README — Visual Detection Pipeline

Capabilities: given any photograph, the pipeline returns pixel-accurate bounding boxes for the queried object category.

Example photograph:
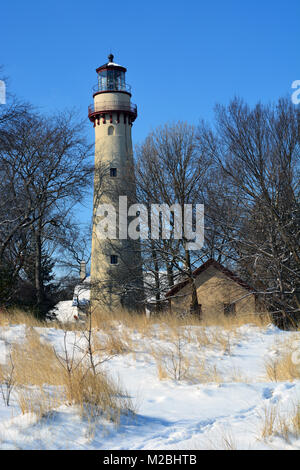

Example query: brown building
[166,259,256,317]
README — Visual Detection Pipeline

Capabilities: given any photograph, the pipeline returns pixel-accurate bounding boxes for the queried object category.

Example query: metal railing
[92,82,132,94]
[88,102,137,117]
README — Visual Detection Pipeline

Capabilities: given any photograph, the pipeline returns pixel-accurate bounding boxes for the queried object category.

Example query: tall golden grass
[0,306,297,396]
[260,400,300,441]
[17,387,64,418]
[11,328,64,386]
[4,326,135,427]
[265,337,300,382]
[1,304,273,332]
[0,308,44,328]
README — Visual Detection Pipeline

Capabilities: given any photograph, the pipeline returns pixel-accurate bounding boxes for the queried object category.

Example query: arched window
[108,125,114,135]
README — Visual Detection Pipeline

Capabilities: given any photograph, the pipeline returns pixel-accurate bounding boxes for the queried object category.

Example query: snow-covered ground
[0,319,299,450]
[50,277,91,322]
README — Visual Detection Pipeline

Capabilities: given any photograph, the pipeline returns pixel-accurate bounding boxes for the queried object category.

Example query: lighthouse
[88,54,144,310]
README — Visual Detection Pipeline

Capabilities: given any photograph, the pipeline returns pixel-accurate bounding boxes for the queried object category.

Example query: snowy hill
[0,314,299,450]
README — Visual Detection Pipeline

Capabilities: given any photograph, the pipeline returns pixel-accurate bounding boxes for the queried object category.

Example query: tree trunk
[184,245,200,316]
[151,240,161,312]
[34,225,44,311]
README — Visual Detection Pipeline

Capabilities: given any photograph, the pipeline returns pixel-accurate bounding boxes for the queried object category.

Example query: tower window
[110,168,117,177]
[108,125,114,135]
[110,255,118,265]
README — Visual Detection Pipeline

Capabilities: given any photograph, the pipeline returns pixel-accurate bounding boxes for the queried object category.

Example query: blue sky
[2,0,299,136]
[1,0,299,265]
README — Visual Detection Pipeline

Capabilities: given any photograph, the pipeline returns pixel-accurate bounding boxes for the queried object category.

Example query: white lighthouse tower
[88,54,144,310]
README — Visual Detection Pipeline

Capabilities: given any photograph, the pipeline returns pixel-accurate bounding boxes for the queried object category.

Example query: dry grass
[1,304,272,334]
[221,431,237,450]
[193,362,223,384]
[0,306,291,385]
[229,366,249,383]
[90,306,272,361]
[150,327,192,381]
[265,355,300,382]
[16,367,134,428]
[0,307,81,331]
[91,307,204,336]
[0,353,15,406]
[1,304,299,446]
[292,403,300,437]
[205,427,238,450]
[17,387,64,418]
[260,404,278,439]
[260,400,300,442]
[103,332,130,356]
[151,343,191,381]
[144,314,249,384]
[151,338,225,384]
[195,328,240,356]
[65,366,134,423]
[201,310,272,330]
[0,308,45,328]
[276,403,300,441]
[194,329,211,348]
[4,325,135,427]
[155,359,168,380]
[265,337,300,382]
[11,328,64,387]
[0,306,271,389]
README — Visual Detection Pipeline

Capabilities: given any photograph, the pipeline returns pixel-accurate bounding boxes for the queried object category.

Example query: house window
[224,303,236,316]
[110,255,118,265]
[108,125,114,135]
[110,168,117,177]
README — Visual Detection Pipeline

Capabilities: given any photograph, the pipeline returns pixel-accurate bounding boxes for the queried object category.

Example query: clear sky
[1,0,299,137]
[1,0,299,262]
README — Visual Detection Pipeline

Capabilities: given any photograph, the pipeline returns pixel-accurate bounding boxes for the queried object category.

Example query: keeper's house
[165,259,256,317]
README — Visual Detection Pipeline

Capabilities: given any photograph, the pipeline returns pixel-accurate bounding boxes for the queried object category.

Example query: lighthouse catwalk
[88,55,144,310]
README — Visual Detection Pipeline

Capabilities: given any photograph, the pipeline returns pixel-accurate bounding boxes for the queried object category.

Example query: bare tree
[0,108,93,313]
[197,97,300,326]
[135,121,214,313]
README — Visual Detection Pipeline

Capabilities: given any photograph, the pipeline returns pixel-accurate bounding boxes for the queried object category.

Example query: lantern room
[94,54,131,94]
[88,54,137,125]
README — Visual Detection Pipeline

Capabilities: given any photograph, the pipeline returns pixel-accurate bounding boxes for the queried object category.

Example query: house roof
[165,259,254,298]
